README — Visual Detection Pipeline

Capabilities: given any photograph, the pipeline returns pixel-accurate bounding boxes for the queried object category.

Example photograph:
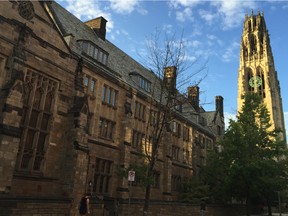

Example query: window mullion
[30,130,40,171]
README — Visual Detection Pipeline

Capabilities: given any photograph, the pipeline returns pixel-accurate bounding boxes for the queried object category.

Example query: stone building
[237,11,286,142]
[0,1,224,215]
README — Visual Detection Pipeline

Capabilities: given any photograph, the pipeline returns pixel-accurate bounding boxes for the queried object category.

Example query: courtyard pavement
[241,214,288,216]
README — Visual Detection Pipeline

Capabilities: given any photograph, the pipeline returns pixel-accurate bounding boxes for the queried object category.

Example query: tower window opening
[256,67,265,98]
[247,68,254,93]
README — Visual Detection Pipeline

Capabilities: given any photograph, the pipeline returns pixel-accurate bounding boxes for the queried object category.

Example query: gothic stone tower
[237,11,286,142]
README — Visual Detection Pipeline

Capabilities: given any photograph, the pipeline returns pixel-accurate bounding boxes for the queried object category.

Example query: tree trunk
[246,198,251,216]
[143,184,151,216]
[267,197,272,216]
[246,190,251,216]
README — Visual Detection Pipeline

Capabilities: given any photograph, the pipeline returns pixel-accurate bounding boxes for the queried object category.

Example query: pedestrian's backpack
[79,196,87,214]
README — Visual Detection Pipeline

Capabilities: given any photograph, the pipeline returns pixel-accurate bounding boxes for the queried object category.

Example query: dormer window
[78,40,108,65]
[138,76,151,92]
[129,72,151,93]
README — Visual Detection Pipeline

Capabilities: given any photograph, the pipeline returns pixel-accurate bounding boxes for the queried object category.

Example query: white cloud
[283,4,288,10]
[62,0,114,32]
[222,41,239,62]
[108,0,143,14]
[211,1,257,30]
[198,9,218,25]
[168,0,202,9]
[184,54,198,62]
[206,34,223,47]
[168,0,257,30]
[176,7,194,22]
[186,40,201,48]
[162,24,173,34]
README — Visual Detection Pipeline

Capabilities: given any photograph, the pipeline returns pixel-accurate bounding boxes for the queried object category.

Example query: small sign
[128,170,135,182]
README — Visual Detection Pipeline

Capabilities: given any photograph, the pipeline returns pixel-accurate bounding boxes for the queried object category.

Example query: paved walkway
[241,214,288,216]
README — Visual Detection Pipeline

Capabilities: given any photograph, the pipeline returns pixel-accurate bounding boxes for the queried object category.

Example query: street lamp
[88,180,92,195]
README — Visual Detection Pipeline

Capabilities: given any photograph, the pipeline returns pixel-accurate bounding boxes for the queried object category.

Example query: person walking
[79,193,91,215]
[114,199,119,216]
[200,200,206,216]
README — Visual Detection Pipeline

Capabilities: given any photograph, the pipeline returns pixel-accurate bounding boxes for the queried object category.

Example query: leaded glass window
[16,71,57,173]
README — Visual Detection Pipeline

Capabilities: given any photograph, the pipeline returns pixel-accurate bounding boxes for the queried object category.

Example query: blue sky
[56,0,288,134]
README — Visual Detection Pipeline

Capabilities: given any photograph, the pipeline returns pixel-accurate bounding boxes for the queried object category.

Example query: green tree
[203,93,288,216]
[179,176,210,204]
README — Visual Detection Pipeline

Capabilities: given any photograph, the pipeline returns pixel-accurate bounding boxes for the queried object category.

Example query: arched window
[246,67,253,93]
[250,34,257,55]
[16,71,58,173]
[257,67,265,98]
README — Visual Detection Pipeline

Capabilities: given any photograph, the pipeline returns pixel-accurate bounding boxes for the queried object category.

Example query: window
[132,170,159,188]
[172,175,181,192]
[217,125,221,136]
[134,101,146,121]
[0,56,7,82]
[171,121,177,133]
[257,67,266,98]
[83,75,96,96]
[152,171,160,188]
[171,121,181,138]
[132,130,144,152]
[172,145,180,161]
[177,124,182,138]
[183,148,190,163]
[183,126,190,141]
[99,117,115,140]
[175,104,182,112]
[16,71,57,173]
[137,75,151,93]
[78,40,108,65]
[149,110,158,126]
[146,136,153,156]
[198,116,206,126]
[84,76,89,87]
[246,68,253,93]
[93,158,113,194]
[207,139,212,150]
[102,84,117,107]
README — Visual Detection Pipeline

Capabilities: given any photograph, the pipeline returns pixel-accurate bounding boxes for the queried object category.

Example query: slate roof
[48,1,155,92]
[46,1,217,137]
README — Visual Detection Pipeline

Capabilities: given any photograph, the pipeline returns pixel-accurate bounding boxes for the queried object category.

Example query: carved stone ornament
[18,1,35,21]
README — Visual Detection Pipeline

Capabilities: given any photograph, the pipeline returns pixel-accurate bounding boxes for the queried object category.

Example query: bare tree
[137,29,207,216]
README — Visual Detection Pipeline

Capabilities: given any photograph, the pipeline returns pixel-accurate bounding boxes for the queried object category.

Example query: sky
[56,0,288,135]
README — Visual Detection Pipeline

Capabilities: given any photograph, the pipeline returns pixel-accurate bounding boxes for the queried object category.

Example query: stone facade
[237,11,286,141]
[0,1,224,215]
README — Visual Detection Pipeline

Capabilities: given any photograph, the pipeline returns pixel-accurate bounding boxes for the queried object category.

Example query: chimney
[164,66,177,95]
[85,16,107,40]
[188,86,199,112]
[215,96,224,117]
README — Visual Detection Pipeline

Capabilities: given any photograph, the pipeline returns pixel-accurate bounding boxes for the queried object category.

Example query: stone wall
[0,197,71,216]
[118,202,246,216]
[0,197,247,216]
